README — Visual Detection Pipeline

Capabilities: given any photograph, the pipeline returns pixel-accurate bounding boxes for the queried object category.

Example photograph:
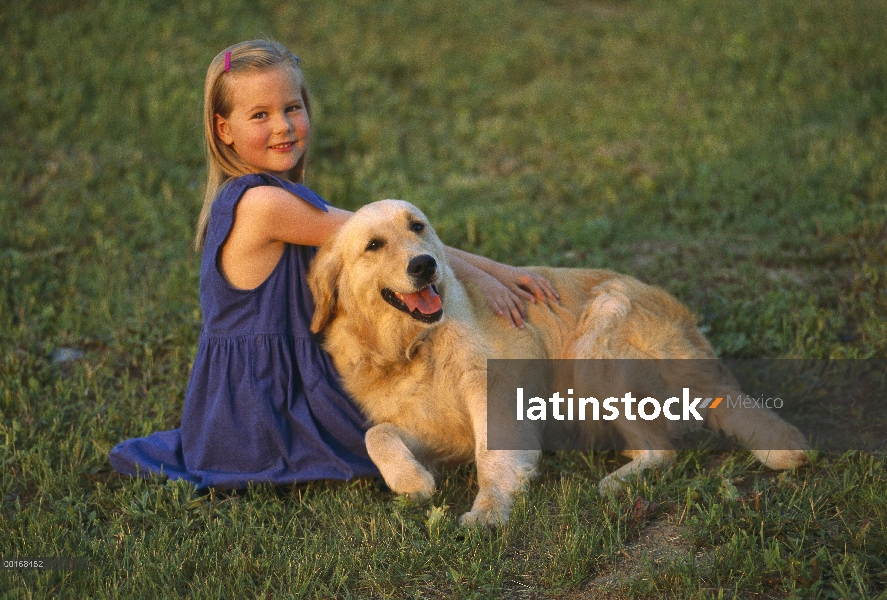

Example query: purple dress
[109,173,379,488]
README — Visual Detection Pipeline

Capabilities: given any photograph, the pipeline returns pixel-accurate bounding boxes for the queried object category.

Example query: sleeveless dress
[109,173,380,489]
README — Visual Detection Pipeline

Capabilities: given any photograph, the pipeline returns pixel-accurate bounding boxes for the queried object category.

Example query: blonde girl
[110,39,557,488]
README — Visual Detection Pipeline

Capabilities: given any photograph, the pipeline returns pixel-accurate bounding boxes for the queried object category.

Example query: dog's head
[309,200,450,335]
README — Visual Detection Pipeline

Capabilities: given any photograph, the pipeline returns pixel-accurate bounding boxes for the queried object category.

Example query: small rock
[50,348,84,364]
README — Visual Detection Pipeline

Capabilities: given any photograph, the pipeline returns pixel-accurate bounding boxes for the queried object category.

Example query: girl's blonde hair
[195,39,311,250]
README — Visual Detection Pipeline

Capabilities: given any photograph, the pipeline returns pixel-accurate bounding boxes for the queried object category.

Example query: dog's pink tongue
[397,286,442,315]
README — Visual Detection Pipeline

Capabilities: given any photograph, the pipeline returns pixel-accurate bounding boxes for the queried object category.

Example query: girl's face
[214,65,310,178]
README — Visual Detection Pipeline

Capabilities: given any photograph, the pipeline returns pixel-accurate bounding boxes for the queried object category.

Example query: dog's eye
[410,221,425,233]
[365,238,385,252]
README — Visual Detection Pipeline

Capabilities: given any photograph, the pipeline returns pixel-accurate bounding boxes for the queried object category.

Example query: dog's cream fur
[309,200,809,526]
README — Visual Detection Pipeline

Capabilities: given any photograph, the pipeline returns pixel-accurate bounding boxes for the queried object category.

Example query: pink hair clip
[224,51,231,72]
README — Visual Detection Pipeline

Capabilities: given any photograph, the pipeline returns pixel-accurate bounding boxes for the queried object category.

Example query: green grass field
[2,0,886,597]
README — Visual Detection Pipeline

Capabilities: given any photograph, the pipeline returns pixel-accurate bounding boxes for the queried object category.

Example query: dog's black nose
[407,254,437,282]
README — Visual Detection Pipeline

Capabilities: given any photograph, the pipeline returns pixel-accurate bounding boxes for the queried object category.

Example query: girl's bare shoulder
[235,183,350,247]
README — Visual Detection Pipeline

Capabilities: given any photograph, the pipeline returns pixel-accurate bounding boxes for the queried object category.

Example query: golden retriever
[308,200,809,526]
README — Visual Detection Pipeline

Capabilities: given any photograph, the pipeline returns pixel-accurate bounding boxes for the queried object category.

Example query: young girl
[110,39,558,489]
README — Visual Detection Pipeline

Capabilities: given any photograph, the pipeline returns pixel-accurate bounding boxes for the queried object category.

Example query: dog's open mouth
[382,285,443,323]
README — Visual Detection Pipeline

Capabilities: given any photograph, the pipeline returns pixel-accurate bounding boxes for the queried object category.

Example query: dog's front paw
[387,468,436,501]
[459,507,507,527]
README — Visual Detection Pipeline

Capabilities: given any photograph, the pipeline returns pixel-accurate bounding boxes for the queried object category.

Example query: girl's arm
[445,247,559,328]
[235,185,353,247]
[219,185,350,290]
[226,186,557,326]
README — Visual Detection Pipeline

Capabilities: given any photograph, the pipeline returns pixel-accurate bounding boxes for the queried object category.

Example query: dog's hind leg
[365,424,436,501]
[706,394,809,470]
[598,449,676,495]
[566,290,632,359]
[673,362,809,470]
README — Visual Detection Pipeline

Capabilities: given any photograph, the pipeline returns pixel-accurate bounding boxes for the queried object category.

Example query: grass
[1,0,886,597]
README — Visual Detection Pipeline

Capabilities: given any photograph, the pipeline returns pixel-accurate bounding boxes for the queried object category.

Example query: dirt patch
[562,514,698,600]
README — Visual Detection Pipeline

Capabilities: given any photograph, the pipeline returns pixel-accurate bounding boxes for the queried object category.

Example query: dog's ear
[308,244,342,333]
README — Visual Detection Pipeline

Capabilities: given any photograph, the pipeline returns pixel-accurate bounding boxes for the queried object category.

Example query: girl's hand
[482,262,560,307]
[445,247,560,327]
[477,263,560,328]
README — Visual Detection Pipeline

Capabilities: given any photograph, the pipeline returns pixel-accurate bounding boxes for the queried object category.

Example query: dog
[308,200,809,526]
